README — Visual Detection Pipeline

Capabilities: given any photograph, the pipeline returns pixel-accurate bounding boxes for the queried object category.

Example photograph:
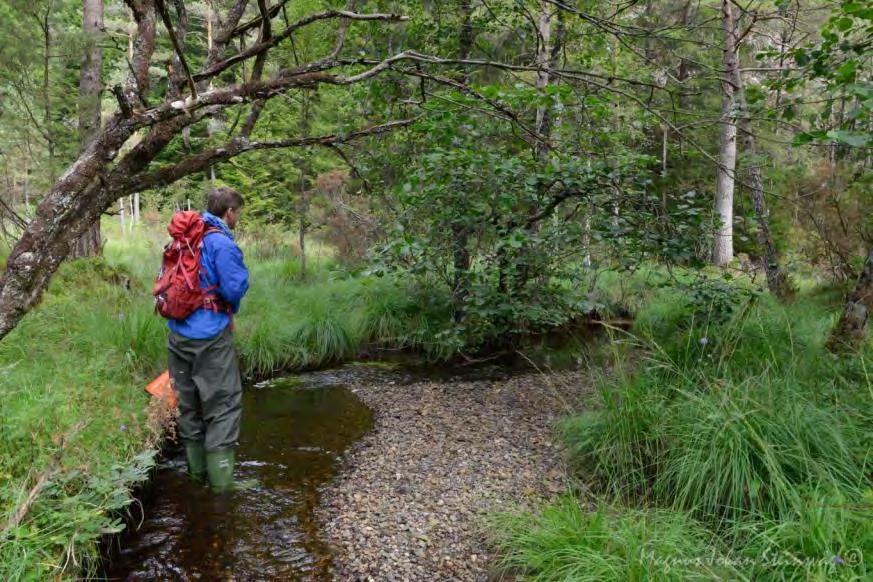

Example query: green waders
[168,326,242,492]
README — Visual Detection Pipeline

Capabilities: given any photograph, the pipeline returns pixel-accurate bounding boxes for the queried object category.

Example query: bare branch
[122,0,157,109]
[391,66,545,145]
[216,0,249,42]
[250,0,273,83]
[155,0,197,98]
[126,119,416,192]
[240,100,265,138]
[208,0,249,71]
[195,10,409,82]
[232,0,290,37]
[166,0,190,100]
[0,197,27,231]
[330,0,359,59]
[395,51,671,91]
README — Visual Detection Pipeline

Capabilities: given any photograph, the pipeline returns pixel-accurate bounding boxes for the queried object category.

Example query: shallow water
[100,354,581,580]
[102,375,374,580]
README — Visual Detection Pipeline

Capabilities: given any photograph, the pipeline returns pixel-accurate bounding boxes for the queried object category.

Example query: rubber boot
[184,441,207,482]
[206,449,236,492]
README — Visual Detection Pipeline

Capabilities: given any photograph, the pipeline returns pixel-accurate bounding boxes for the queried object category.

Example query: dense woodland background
[0,0,870,348]
[0,0,871,579]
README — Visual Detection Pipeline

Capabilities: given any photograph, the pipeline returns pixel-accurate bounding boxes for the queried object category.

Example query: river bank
[100,364,596,580]
[317,370,593,580]
[0,234,612,579]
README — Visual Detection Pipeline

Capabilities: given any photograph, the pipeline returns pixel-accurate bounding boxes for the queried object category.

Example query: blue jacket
[168,212,249,339]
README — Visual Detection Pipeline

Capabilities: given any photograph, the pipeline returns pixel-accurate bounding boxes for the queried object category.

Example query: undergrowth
[494,280,873,581]
[0,220,457,579]
[0,258,161,579]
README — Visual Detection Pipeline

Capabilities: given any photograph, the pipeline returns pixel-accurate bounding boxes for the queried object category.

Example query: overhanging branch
[231,0,289,37]
[125,118,416,192]
[194,10,409,82]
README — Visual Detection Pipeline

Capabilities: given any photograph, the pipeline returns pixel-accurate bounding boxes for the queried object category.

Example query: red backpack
[153,211,228,320]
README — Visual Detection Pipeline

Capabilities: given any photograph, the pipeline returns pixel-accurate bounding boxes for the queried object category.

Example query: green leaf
[791,132,815,146]
[836,60,858,82]
[835,16,855,32]
[794,48,810,66]
[826,130,869,147]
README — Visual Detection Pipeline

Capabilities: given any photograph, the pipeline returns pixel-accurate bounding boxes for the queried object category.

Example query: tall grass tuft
[559,373,668,500]
[491,497,740,581]
[513,279,873,581]
[285,283,361,367]
[657,376,864,522]
[352,277,453,355]
[732,485,873,580]
[102,303,167,378]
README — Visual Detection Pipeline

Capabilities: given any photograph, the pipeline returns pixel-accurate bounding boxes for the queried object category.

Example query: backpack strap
[200,225,234,315]
[203,225,226,238]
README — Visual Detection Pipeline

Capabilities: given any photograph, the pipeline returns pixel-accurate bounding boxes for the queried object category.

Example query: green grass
[233,258,454,375]
[732,485,873,580]
[495,280,873,581]
[492,497,741,581]
[0,258,161,579]
[0,219,457,579]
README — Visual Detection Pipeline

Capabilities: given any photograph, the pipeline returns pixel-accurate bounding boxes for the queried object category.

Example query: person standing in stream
[168,187,249,491]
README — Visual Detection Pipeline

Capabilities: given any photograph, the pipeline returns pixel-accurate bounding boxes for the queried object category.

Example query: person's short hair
[206,187,245,217]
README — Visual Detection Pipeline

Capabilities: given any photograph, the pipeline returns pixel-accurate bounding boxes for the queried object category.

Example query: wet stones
[317,371,592,581]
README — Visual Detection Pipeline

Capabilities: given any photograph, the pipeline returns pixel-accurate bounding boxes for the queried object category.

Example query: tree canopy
[0,0,871,347]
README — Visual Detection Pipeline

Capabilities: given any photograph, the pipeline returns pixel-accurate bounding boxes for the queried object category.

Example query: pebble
[315,371,593,580]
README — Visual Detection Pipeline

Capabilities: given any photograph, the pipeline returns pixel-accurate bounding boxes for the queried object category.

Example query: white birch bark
[713,0,738,267]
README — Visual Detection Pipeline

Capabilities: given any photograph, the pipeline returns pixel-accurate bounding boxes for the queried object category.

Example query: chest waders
[169,326,242,491]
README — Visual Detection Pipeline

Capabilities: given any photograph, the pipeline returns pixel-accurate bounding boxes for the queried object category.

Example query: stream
[102,367,389,580]
[100,353,577,580]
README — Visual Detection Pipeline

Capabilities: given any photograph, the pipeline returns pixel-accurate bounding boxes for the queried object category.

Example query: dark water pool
[101,375,373,581]
[99,352,581,581]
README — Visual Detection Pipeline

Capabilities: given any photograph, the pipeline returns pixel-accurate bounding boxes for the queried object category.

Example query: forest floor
[316,370,594,581]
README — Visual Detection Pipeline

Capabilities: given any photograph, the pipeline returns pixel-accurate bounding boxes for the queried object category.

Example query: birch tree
[713,0,738,267]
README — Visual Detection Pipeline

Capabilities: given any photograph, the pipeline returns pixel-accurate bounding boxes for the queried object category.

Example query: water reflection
[103,382,373,581]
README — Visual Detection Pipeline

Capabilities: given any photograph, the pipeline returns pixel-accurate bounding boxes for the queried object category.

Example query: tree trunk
[70,0,104,258]
[40,7,56,185]
[0,124,133,340]
[829,247,873,351]
[713,0,737,267]
[582,198,593,268]
[458,0,474,82]
[299,197,307,278]
[297,92,313,279]
[737,117,789,296]
[746,153,789,296]
[450,0,478,319]
[534,1,554,163]
[518,4,564,289]
[729,19,790,297]
[451,223,471,322]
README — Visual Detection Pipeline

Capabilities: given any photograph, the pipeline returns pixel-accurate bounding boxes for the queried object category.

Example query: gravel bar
[316,370,592,581]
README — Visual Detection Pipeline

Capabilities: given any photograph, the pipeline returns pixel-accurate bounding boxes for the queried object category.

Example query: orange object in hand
[145,370,178,408]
